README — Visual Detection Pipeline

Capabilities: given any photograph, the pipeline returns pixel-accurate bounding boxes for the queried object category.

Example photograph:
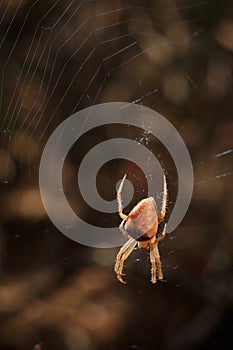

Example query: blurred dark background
[0,0,232,349]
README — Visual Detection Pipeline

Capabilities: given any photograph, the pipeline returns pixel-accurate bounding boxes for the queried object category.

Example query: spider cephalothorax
[114,174,167,284]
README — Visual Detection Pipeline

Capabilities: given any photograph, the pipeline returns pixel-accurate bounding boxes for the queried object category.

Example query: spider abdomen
[124,197,158,241]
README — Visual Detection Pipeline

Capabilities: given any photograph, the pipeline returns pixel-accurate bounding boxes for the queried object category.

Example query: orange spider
[114,174,167,284]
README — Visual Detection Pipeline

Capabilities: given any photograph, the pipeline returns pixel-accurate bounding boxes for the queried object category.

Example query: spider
[114,174,167,284]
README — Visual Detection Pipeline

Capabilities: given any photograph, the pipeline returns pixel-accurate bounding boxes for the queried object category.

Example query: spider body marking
[114,174,167,284]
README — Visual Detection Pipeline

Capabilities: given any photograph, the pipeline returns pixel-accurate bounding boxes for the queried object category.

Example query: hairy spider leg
[114,237,137,284]
[117,174,127,220]
[158,174,167,223]
[119,220,130,239]
[157,223,167,243]
[149,223,167,283]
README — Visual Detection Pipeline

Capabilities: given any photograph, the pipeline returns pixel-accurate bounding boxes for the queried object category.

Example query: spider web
[0,1,233,349]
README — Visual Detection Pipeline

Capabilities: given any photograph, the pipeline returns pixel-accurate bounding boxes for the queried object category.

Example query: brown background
[0,1,232,349]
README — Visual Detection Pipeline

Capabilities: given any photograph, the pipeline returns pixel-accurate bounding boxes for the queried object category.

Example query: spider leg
[157,223,167,243]
[150,223,167,282]
[155,244,163,280]
[117,174,127,220]
[115,237,137,284]
[158,174,167,223]
[149,241,157,283]
[150,239,164,283]
[119,220,130,239]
